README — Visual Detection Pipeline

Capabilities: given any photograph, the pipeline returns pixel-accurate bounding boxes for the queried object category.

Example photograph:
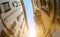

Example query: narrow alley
[0,0,60,37]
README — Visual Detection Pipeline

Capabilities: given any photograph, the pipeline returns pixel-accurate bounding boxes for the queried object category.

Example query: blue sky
[23,0,36,37]
[23,0,36,29]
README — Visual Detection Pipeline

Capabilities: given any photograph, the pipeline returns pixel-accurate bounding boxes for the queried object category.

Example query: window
[54,0,60,23]
[40,0,51,16]
[34,0,39,7]
[36,0,38,6]
[40,0,43,6]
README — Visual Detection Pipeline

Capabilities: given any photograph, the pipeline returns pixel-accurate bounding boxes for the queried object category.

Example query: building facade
[32,0,60,37]
[0,0,28,37]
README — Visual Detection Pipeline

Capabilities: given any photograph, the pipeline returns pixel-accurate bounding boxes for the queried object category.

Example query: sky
[23,0,36,37]
[23,0,36,29]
